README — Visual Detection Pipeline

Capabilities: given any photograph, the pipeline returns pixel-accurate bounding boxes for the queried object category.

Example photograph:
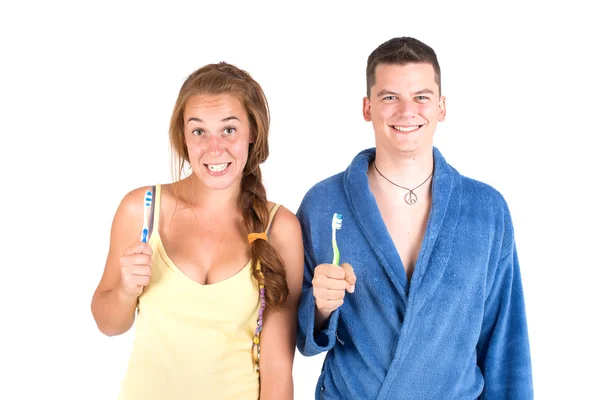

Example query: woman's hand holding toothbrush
[118,242,153,299]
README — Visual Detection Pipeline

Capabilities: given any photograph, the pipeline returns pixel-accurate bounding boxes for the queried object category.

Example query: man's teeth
[207,163,229,172]
[393,125,419,132]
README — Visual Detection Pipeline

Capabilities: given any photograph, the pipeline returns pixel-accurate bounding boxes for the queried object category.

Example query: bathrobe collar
[343,146,463,299]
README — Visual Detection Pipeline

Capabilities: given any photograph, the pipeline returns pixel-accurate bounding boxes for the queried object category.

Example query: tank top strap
[148,184,161,241]
[265,204,281,238]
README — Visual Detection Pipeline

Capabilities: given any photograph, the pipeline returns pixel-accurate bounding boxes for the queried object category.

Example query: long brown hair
[168,62,289,309]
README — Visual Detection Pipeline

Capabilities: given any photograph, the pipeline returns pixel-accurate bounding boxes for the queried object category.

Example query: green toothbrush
[331,213,343,265]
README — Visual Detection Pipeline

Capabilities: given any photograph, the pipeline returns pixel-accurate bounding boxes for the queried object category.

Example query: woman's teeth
[207,163,229,172]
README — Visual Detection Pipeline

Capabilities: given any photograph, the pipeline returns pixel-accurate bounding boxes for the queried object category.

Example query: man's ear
[438,96,446,122]
[363,96,372,122]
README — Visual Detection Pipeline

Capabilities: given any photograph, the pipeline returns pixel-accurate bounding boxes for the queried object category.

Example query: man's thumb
[340,263,356,293]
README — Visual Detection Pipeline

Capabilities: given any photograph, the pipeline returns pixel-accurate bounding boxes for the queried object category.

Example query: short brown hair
[366,37,441,97]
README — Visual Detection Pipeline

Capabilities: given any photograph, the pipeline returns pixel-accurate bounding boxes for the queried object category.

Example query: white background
[1,1,598,399]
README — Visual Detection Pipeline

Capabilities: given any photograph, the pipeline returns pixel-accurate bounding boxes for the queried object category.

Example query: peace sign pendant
[404,191,418,205]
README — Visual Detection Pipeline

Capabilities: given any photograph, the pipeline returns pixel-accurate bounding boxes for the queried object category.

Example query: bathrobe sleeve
[295,195,341,357]
[476,207,534,399]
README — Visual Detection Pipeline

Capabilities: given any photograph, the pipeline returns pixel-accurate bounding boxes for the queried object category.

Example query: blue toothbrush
[140,189,153,243]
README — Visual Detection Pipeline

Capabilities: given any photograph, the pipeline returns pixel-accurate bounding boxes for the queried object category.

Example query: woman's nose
[207,134,225,155]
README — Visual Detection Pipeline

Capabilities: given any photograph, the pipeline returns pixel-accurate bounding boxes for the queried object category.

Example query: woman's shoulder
[267,202,302,250]
[117,185,155,215]
[265,202,304,280]
[107,185,156,236]
[267,202,299,229]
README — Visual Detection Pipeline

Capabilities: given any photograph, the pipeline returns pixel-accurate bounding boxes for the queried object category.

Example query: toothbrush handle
[332,245,340,266]
[141,228,149,243]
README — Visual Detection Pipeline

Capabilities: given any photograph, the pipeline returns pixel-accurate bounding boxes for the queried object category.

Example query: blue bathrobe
[296,147,533,399]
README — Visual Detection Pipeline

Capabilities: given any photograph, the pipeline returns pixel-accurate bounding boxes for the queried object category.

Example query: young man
[296,37,533,399]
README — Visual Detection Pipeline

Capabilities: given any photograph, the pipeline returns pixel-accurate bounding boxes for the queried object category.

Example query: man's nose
[395,100,416,118]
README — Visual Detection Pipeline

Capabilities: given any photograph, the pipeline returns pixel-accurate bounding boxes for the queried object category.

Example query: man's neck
[367,146,434,207]
[371,147,434,189]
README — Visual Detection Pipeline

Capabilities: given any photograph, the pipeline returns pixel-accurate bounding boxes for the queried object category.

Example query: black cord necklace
[373,163,433,205]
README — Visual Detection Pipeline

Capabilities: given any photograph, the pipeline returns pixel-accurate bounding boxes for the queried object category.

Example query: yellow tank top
[118,184,280,400]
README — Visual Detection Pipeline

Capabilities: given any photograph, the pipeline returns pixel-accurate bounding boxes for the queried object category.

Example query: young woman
[92,62,303,399]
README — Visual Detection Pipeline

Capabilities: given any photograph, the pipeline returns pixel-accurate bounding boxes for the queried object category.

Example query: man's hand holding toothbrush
[312,212,355,332]
[312,262,356,332]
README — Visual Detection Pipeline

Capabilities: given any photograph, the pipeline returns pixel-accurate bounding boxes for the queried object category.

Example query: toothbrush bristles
[144,190,152,206]
[332,213,343,230]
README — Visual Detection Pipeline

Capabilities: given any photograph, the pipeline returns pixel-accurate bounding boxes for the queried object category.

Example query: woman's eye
[223,127,236,135]
[192,129,204,136]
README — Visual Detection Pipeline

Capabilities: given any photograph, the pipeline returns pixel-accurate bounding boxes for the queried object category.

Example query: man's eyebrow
[376,89,399,97]
[414,89,435,95]
[375,88,435,97]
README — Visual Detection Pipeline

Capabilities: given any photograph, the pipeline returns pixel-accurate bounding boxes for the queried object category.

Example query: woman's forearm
[91,287,137,336]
